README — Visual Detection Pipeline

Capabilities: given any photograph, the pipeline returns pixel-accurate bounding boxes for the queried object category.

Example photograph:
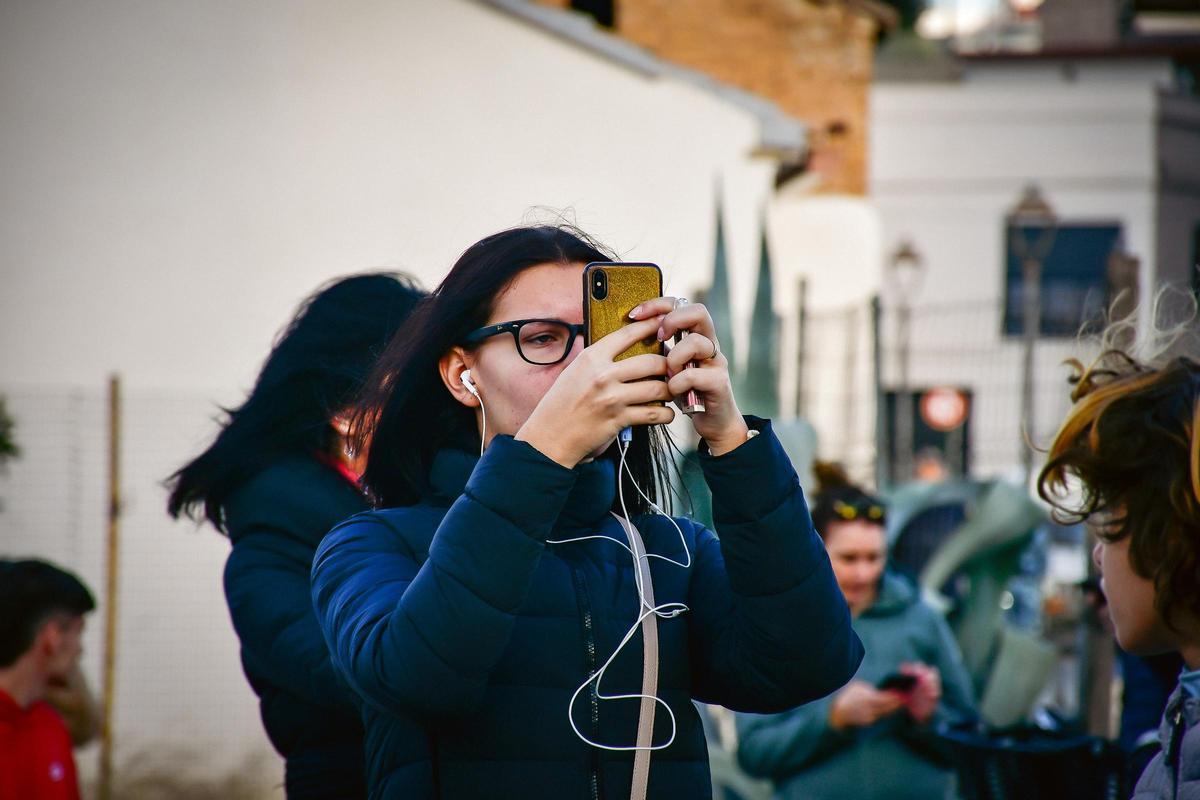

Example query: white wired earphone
[460,369,487,458]
[459,368,691,751]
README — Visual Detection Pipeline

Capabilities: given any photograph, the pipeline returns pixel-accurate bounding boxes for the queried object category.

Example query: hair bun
[813,461,851,493]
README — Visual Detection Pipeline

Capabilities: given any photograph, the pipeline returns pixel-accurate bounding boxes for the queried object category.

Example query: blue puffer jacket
[224,456,368,798]
[311,419,864,799]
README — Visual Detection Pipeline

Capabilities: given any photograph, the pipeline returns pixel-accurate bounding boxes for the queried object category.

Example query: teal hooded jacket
[736,572,976,800]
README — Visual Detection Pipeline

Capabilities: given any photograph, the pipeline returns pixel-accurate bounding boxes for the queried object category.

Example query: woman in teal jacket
[736,463,976,800]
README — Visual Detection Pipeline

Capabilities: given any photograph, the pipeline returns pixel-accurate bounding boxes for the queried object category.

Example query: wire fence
[795,294,1098,489]
[0,384,281,799]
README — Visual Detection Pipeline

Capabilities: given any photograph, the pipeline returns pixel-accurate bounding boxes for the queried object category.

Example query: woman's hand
[629,298,749,456]
[515,315,676,468]
[828,681,907,730]
[897,663,941,725]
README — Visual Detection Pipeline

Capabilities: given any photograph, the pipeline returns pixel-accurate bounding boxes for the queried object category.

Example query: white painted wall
[0,0,782,791]
[0,0,780,394]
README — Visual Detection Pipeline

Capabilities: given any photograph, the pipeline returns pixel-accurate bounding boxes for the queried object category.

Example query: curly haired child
[1040,300,1200,799]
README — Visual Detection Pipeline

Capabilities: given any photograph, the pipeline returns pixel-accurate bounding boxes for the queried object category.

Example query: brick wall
[537,0,888,195]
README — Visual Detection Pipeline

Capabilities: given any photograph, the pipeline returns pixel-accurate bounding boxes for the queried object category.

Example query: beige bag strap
[615,513,658,800]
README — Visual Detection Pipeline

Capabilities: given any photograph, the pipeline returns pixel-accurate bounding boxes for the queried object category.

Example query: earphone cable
[471,376,692,752]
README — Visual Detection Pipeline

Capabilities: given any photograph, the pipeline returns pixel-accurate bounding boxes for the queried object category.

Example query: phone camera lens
[591,270,608,301]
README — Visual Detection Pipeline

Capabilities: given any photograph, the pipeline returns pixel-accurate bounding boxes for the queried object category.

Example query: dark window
[571,0,615,28]
[1004,223,1122,337]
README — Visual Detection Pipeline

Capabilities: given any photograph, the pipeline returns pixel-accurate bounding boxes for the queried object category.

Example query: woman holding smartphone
[311,225,863,799]
[735,463,975,800]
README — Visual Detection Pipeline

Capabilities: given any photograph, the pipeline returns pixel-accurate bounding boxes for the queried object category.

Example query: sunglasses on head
[832,499,886,523]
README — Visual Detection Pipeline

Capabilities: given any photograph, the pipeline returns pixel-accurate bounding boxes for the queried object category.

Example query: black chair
[941,722,1127,800]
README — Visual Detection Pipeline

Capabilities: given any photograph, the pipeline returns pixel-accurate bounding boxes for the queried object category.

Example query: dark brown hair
[0,559,95,667]
[1039,346,1200,629]
[352,224,674,513]
[166,273,425,531]
[810,461,886,541]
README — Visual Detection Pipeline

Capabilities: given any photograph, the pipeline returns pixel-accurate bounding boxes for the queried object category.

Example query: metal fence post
[1021,257,1042,483]
[795,277,808,420]
[871,295,886,490]
[842,306,859,470]
[99,374,121,800]
[896,295,914,484]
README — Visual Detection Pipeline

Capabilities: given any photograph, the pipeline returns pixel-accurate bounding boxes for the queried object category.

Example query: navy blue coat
[311,420,863,799]
[224,456,368,798]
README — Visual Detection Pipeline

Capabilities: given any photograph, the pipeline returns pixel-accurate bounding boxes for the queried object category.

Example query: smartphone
[583,262,664,413]
[877,673,918,693]
[583,262,664,357]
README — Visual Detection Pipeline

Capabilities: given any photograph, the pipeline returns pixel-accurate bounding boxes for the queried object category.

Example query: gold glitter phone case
[584,262,665,408]
[583,262,664,358]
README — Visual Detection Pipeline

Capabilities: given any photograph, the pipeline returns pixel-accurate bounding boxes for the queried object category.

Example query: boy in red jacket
[0,559,95,800]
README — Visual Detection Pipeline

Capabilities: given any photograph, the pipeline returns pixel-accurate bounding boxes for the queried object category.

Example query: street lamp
[1008,184,1057,483]
[890,238,924,483]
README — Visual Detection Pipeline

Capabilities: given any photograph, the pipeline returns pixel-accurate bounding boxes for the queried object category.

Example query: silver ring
[672,297,689,311]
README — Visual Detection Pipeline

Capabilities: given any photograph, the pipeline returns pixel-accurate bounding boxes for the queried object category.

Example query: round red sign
[920,387,969,432]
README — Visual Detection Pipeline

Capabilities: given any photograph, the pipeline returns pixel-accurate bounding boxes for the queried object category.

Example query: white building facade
[869,50,1200,479]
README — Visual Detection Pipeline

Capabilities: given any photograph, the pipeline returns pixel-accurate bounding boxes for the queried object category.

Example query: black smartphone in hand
[877,673,918,693]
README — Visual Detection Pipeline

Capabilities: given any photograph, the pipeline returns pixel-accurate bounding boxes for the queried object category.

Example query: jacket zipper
[1167,707,1184,799]
[571,565,602,800]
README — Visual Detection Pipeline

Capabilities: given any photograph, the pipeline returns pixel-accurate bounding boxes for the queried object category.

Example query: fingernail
[656,326,665,342]
[629,305,642,319]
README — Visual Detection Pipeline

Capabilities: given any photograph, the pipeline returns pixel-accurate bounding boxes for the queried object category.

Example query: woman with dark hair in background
[166,272,425,799]
[737,462,975,800]
[309,224,864,799]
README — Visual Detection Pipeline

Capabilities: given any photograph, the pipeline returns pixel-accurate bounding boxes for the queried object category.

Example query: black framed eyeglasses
[461,318,586,366]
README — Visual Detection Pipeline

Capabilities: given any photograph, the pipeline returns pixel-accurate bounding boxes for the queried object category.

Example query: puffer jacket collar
[426,439,617,535]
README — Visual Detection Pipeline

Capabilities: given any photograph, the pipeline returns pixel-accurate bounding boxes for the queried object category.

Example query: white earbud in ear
[461,369,479,398]
[461,369,487,457]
